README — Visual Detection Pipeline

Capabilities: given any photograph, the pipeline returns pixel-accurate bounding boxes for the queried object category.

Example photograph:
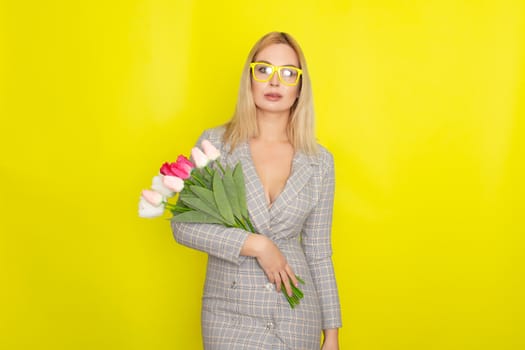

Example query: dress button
[265,321,274,330]
[264,282,274,291]
[230,281,237,289]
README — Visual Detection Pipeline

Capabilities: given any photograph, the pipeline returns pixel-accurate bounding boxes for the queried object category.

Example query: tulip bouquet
[138,140,305,308]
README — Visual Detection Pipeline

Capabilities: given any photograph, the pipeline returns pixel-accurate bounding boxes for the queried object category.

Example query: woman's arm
[171,221,250,265]
[301,150,342,330]
[322,328,339,350]
[172,223,298,295]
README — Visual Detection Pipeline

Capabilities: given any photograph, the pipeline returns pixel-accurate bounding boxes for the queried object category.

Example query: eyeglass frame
[249,62,303,86]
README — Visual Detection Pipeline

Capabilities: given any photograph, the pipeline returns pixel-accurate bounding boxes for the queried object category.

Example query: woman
[172,31,341,350]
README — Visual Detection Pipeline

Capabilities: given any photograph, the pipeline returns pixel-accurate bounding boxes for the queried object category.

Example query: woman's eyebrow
[254,59,300,67]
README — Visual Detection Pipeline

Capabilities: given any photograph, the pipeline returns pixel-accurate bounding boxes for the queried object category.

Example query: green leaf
[171,210,223,224]
[178,191,197,206]
[198,166,213,184]
[189,185,216,209]
[180,196,226,224]
[232,163,248,219]
[212,171,236,226]
[178,185,193,197]
[191,170,211,189]
[222,166,242,220]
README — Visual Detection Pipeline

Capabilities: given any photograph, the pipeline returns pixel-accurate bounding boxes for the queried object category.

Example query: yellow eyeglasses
[250,62,303,86]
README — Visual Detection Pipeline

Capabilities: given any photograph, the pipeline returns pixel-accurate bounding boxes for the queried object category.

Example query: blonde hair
[223,31,317,154]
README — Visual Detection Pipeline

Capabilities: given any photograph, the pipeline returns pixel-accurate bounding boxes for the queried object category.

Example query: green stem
[234,216,249,231]
[291,284,304,298]
[164,202,176,210]
[215,160,226,175]
[245,216,256,233]
[191,172,207,187]
[281,281,304,309]
[170,205,191,213]
[204,165,214,177]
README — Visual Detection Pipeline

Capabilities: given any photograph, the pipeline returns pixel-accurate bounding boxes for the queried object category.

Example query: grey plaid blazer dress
[171,127,342,349]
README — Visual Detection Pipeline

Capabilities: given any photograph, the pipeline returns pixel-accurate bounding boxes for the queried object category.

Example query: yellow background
[1,0,524,349]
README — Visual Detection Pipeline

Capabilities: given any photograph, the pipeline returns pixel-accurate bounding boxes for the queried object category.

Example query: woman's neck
[255,111,290,143]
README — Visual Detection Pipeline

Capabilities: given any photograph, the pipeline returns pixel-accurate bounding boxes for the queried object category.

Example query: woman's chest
[249,141,294,206]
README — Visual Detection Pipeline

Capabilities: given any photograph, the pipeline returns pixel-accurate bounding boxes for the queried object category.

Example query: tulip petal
[163,175,184,193]
[138,197,165,218]
[152,175,175,197]
[201,139,221,161]
[191,147,209,168]
[177,155,195,170]
[141,189,164,206]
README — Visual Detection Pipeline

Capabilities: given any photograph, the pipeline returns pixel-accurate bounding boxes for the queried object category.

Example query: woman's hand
[240,234,298,296]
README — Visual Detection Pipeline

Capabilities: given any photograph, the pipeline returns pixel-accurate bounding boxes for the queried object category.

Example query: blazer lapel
[224,142,317,236]
[269,151,315,217]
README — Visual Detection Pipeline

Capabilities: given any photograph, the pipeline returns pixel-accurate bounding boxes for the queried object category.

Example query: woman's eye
[281,68,296,77]
[259,66,273,74]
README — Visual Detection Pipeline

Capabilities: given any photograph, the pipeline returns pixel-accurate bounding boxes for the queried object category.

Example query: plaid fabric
[171,127,342,349]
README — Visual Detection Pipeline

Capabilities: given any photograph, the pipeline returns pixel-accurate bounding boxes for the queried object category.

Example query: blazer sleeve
[170,128,250,265]
[301,150,342,329]
[171,221,250,265]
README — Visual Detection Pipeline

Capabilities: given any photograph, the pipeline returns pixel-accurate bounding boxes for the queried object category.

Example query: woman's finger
[285,265,299,287]
[280,271,292,296]
[273,272,282,293]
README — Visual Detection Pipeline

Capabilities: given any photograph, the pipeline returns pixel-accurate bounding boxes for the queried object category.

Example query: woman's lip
[264,93,282,100]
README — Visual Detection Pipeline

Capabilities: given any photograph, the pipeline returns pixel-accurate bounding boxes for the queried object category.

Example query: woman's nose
[269,71,280,86]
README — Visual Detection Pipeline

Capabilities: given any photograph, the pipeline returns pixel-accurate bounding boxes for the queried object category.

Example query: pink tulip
[201,140,221,161]
[141,189,163,206]
[159,155,194,179]
[162,175,184,193]
[191,147,209,168]
[176,155,194,172]
[159,162,174,176]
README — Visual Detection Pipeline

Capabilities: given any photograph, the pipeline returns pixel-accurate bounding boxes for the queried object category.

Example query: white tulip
[201,139,221,161]
[191,147,209,168]
[138,197,165,218]
[163,175,184,193]
[151,175,174,197]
